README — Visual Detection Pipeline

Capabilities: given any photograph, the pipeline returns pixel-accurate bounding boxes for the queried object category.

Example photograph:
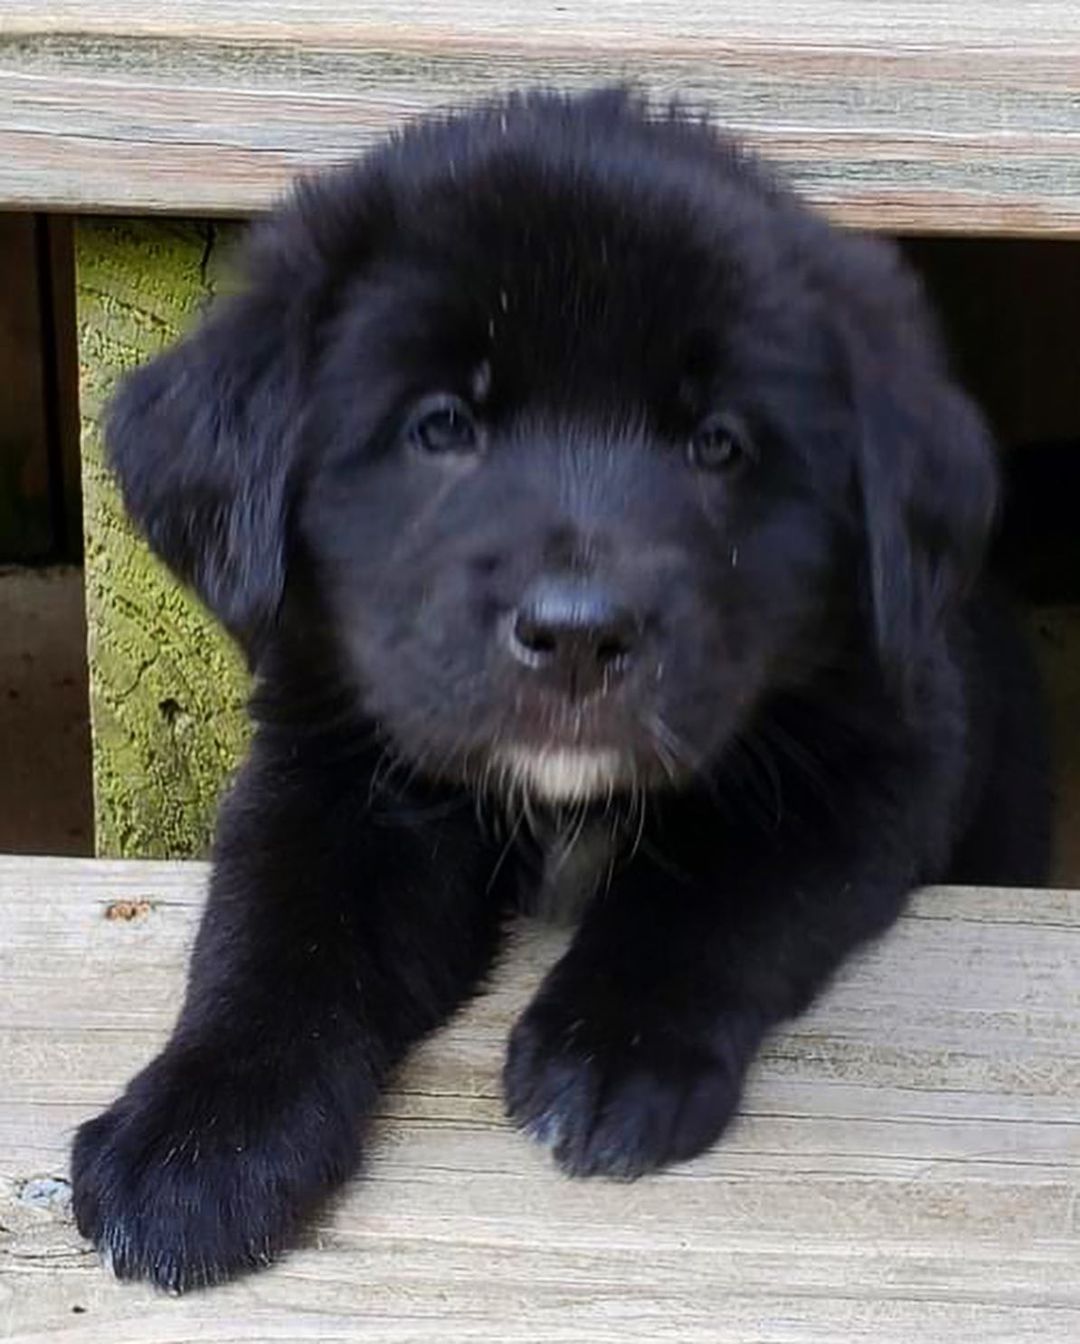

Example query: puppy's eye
[406,395,481,456]
[688,412,751,473]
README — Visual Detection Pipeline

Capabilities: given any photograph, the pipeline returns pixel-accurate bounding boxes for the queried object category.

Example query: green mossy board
[77,218,250,857]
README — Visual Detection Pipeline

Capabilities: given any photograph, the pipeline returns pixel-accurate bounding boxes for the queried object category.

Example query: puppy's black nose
[508,580,639,697]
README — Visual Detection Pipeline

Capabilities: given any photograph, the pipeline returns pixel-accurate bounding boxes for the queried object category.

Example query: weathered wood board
[3,1,1080,233]
[76,220,249,858]
[1,857,1078,1340]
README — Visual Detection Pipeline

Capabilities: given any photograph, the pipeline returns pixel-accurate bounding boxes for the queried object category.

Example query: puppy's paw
[72,1055,340,1292]
[504,979,761,1179]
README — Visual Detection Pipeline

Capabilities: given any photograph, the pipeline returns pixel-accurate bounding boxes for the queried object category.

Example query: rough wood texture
[2,2,1080,233]
[77,220,249,859]
[1,856,1078,1341]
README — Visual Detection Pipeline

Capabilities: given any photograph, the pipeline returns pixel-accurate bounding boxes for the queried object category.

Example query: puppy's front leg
[505,762,937,1179]
[72,740,505,1291]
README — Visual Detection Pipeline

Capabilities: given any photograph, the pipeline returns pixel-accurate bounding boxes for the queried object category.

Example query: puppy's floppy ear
[833,237,998,690]
[106,273,309,657]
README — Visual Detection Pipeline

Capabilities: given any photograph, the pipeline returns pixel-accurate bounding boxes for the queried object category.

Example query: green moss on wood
[78,219,250,858]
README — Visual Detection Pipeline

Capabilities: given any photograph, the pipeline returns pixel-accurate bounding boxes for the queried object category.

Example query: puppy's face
[300,186,845,800]
[107,92,996,803]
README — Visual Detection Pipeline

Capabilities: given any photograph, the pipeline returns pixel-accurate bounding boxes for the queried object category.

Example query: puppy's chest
[516,817,617,925]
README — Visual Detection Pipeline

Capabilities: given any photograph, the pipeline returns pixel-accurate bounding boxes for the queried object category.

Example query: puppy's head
[108,89,996,803]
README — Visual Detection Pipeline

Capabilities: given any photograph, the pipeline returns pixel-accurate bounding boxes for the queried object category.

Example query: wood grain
[1,856,1078,1341]
[2,2,1080,233]
[76,219,250,858]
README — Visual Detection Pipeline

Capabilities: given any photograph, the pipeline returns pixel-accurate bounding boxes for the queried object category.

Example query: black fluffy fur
[71,88,1052,1290]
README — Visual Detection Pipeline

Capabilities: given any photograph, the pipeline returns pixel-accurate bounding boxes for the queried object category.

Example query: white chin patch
[500,748,624,803]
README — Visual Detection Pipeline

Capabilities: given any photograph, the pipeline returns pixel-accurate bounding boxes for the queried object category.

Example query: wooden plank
[1,857,1079,1341]
[2,2,1080,233]
[77,219,249,859]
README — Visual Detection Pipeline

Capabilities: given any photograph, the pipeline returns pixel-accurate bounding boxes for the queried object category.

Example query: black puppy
[72,88,1051,1291]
